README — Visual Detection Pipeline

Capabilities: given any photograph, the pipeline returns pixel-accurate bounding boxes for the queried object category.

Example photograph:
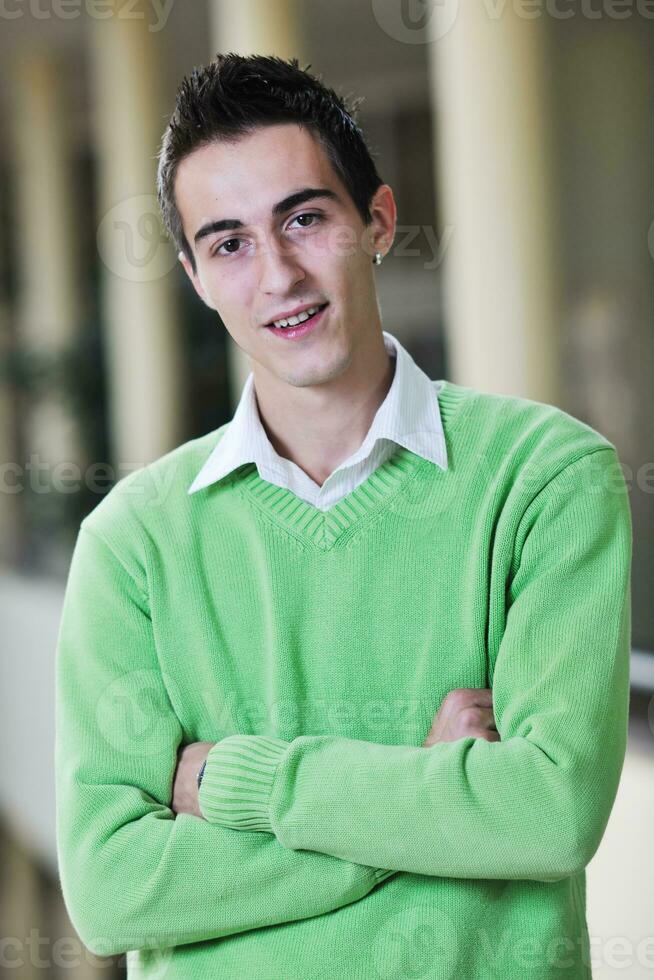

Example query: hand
[171,741,215,817]
[422,688,499,747]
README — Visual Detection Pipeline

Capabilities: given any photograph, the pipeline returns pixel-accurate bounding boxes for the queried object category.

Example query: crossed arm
[171,688,499,818]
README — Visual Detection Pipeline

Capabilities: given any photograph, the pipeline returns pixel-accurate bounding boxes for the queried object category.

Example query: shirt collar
[187,330,448,495]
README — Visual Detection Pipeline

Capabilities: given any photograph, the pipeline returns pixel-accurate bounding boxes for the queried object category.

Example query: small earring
[373,251,383,266]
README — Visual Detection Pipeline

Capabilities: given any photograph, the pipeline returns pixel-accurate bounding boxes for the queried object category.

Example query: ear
[178,250,214,310]
[368,183,397,259]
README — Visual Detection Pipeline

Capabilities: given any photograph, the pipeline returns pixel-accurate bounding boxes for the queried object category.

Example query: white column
[209,0,305,411]
[0,297,19,566]
[427,8,559,402]
[9,49,86,518]
[0,137,17,564]
[90,0,187,470]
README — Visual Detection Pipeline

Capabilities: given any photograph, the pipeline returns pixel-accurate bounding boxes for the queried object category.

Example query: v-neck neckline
[234,443,432,551]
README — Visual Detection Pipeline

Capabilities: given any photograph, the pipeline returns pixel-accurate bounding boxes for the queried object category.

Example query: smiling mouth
[265,303,329,330]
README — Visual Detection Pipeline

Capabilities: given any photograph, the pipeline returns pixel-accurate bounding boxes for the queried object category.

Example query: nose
[257,231,306,295]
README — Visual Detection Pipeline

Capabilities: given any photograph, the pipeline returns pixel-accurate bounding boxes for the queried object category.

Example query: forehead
[175,123,345,236]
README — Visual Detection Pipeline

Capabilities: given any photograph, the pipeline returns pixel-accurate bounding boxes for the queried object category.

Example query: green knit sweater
[54,381,632,979]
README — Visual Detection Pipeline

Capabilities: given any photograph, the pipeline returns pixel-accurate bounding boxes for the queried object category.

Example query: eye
[212,237,244,258]
[290,212,322,229]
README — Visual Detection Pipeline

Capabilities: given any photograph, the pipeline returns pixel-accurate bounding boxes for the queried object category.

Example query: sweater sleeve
[199,447,632,883]
[54,524,392,959]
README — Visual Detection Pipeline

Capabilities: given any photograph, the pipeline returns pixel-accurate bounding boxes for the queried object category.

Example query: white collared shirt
[188,330,448,510]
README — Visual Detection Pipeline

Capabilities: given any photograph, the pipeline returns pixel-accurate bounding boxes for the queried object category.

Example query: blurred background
[0,0,653,976]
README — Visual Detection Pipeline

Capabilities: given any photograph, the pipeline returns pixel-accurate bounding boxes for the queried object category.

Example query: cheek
[337,248,367,292]
[202,268,248,315]
[303,222,358,266]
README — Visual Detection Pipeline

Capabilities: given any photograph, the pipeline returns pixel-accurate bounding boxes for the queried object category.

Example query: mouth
[263,303,329,340]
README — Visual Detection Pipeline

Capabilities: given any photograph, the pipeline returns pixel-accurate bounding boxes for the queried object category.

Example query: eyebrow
[193,187,340,247]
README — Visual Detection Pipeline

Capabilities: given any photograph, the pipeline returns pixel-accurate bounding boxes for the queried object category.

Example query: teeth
[273,305,321,329]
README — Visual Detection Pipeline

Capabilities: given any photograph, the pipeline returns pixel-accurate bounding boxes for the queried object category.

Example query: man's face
[175,123,395,389]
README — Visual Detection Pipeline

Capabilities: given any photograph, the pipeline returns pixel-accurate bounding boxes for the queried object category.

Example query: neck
[251,332,396,487]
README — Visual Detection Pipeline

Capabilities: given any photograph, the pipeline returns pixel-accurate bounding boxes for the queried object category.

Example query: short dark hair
[156,53,384,276]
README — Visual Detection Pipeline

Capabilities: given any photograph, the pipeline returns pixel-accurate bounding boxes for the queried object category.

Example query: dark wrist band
[197,760,207,790]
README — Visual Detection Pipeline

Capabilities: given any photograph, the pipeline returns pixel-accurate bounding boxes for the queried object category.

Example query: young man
[55,55,632,979]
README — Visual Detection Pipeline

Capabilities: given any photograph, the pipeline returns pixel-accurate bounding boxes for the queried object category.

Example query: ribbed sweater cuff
[198,734,289,831]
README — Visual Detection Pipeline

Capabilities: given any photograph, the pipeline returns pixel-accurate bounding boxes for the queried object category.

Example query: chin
[280,367,329,389]
[287,344,351,388]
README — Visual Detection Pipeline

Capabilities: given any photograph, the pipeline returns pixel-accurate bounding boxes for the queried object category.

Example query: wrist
[197,734,289,830]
